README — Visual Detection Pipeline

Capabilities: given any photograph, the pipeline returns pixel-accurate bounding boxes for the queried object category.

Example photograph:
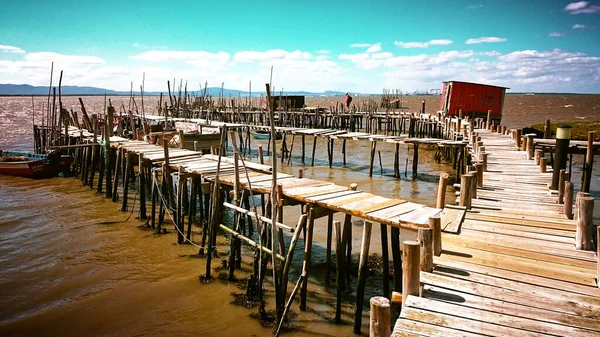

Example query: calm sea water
[0,95,598,337]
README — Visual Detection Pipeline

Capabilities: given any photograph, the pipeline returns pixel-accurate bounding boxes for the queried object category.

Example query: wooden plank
[442,234,597,269]
[423,271,600,317]
[465,212,576,231]
[306,189,363,202]
[393,319,483,337]
[433,256,600,298]
[406,295,598,337]
[462,219,575,238]
[358,198,407,215]
[401,303,545,337]
[440,205,466,233]
[439,246,596,286]
[424,285,600,332]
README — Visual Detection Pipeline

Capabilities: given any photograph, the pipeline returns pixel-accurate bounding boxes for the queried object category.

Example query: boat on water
[0,150,71,178]
[251,130,283,140]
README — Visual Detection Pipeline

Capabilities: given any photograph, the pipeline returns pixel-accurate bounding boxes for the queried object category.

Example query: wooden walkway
[393,129,600,336]
[114,139,442,229]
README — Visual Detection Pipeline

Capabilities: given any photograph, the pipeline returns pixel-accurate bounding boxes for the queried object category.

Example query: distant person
[344,92,353,111]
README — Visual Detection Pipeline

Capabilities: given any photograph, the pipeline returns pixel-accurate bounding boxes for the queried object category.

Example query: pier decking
[392,129,600,337]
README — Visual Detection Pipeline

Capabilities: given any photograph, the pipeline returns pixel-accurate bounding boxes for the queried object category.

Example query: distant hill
[0,84,368,97]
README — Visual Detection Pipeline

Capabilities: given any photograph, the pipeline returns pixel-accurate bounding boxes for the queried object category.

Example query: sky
[0,0,599,93]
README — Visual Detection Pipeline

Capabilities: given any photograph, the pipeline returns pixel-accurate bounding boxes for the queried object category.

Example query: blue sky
[1,0,599,93]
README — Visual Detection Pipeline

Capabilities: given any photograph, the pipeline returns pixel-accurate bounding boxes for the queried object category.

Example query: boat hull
[0,151,72,178]
[251,131,282,140]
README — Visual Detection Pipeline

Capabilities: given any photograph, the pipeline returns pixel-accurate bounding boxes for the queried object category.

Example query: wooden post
[583,131,596,193]
[526,134,535,160]
[486,110,491,129]
[380,223,390,299]
[300,206,315,311]
[418,227,433,272]
[297,169,303,179]
[558,169,566,204]
[121,151,131,211]
[534,149,543,165]
[480,152,488,172]
[369,297,391,337]
[544,119,551,139]
[515,129,522,149]
[474,163,484,187]
[469,171,477,199]
[334,220,344,323]
[353,220,373,334]
[139,155,147,219]
[111,148,121,202]
[412,144,419,180]
[436,172,449,208]
[564,181,574,220]
[540,157,547,173]
[459,174,471,208]
[343,183,358,286]
[430,217,442,256]
[258,144,264,165]
[311,135,317,167]
[575,196,594,250]
[326,214,333,283]
[369,140,377,177]
[551,126,571,190]
[390,227,401,300]
[401,241,420,307]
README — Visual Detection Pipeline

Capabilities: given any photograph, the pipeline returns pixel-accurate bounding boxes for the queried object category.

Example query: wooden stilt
[380,223,390,299]
[121,151,131,212]
[353,220,372,334]
[300,206,314,311]
[418,227,433,272]
[326,213,333,283]
[369,297,391,337]
[430,217,442,256]
[334,220,344,323]
[311,135,317,167]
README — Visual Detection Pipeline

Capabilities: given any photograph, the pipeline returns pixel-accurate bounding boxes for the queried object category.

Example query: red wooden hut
[439,81,509,124]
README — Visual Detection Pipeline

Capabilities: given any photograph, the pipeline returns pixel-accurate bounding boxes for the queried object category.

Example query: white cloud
[565,1,600,14]
[465,36,507,44]
[548,32,565,37]
[366,43,382,53]
[394,39,453,48]
[317,49,330,54]
[572,24,586,29]
[350,43,372,48]
[0,44,26,53]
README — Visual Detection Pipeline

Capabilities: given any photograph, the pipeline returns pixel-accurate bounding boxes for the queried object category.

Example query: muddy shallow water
[0,94,599,337]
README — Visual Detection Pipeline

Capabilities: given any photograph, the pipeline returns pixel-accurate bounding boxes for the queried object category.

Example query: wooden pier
[391,128,600,337]
[41,98,599,336]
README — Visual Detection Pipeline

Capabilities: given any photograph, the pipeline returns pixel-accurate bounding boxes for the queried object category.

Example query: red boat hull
[0,156,71,178]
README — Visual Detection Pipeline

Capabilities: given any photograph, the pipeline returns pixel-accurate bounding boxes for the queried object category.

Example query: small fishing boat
[0,150,71,178]
[251,130,282,140]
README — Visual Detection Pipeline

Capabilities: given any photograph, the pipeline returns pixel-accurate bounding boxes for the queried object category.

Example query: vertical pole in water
[139,154,147,219]
[121,151,131,212]
[301,135,306,164]
[334,220,345,323]
[551,126,571,190]
[544,119,551,139]
[343,183,358,287]
[311,135,317,167]
[105,106,114,198]
[436,172,449,208]
[112,148,121,202]
[390,226,402,293]
[326,214,333,283]
[151,169,157,229]
[300,206,314,311]
[582,131,596,193]
[380,223,390,299]
[369,140,377,177]
[353,220,372,335]
[412,143,419,180]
